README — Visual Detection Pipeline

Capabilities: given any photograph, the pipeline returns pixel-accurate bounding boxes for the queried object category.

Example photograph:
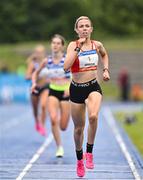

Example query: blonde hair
[74,16,93,31]
[26,44,46,64]
[34,44,46,53]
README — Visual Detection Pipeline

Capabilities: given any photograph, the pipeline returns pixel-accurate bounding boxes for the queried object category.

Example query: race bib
[78,50,98,69]
[47,68,65,78]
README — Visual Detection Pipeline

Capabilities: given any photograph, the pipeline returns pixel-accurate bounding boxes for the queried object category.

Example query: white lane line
[102,107,141,180]
[16,133,53,180]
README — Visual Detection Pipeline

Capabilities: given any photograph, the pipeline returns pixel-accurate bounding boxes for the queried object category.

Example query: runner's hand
[31,83,38,94]
[103,70,110,81]
[63,89,69,97]
[77,38,87,47]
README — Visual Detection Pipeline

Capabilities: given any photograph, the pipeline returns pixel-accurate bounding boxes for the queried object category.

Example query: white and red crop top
[71,40,99,73]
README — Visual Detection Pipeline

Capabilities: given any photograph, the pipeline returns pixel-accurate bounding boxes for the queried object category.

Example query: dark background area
[0,0,143,43]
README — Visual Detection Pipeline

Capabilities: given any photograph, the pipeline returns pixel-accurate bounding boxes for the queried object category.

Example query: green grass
[0,41,49,72]
[0,44,25,72]
[102,37,143,51]
[114,111,143,156]
[101,81,119,100]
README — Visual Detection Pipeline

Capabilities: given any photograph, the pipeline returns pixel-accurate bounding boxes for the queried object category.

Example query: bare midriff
[72,70,97,83]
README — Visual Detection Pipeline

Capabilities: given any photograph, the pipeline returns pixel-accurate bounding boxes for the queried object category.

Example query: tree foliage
[0,0,143,42]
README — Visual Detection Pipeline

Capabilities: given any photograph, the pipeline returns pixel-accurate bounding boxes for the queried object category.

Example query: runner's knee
[89,113,98,124]
[50,113,58,126]
[51,119,58,126]
[74,126,84,136]
[60,125,66,131]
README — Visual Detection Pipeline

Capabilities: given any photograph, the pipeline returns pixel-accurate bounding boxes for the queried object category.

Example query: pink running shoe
[35,123,46,136]
[35,122,40,131]
[77,159,85,177]
[85,153,94,169]
[39,124,46,136]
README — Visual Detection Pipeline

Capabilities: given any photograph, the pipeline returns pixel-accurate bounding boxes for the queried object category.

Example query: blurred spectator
[131,84,143,101]
[118,67,130,101]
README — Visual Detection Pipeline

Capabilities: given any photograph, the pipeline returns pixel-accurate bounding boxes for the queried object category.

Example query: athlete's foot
[85,153,94,169]
[39,124,47,136]
[35,122,46,136]
[35,122,40,131]
[77,159,85,177]
[56,146,64,157]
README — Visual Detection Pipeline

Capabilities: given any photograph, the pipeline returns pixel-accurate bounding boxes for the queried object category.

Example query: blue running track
[0,103,143,180]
